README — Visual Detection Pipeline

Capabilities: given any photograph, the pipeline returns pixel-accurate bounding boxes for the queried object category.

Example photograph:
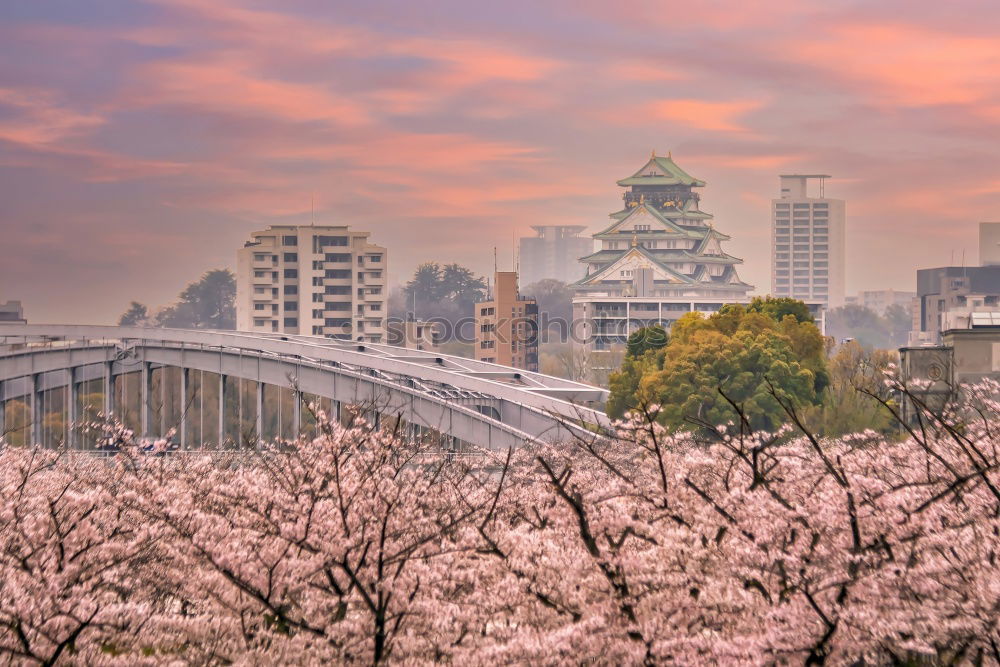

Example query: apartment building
[475,271,539,371]
[771,175,846,307]
[236,225,387,342]
[518,225,592,286]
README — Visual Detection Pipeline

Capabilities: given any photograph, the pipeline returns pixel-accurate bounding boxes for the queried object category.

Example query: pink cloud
[645,99,764,133]
[0,87,104,146]
[780,22,1000,108]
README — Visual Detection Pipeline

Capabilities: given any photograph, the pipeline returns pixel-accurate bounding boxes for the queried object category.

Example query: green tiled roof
[595,203,701,237]
[616,154,706,187]
[571,245,696,287]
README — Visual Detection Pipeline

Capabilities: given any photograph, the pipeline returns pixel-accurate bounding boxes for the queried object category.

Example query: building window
[312,261,323,270]
[481,307,495,316]
[325,269,351,279]
[312,277,323,286]
[283,252,298,262]
[369,304,381,311]
[253,253,269,261]
[325,253,351,262]
[312,293,323,302]
[253,270,267,278]
[326,302,351,311]
[326,285,351,294]
[284,301,298,311]
[314,235,348,248]
[480,340,495,349]
[254,318,268,327]
[312,326,323,335]
[283,285,298,295]
[284,269,298,278]
[283,317,298,327]
[312,309,323,318]
[282,235,297,246]
[369,255,382,262]
[254,303,266,311]
[369,271,382,278]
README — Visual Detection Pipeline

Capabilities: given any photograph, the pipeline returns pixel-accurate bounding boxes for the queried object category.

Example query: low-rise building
[475,271,538,371]
[0,301,26,324]
[846,289,915,315]
[910,266,1000,345]
[900,313,1000,421]
[387,318,442,352]
[236,225,386,342]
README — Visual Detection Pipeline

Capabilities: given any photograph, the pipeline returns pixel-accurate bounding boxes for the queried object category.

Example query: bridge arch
[0,325,611,451]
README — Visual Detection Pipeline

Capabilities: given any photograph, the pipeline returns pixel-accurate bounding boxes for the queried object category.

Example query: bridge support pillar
[30,373,42,447]
[218,374,226,447]
[67,368,78,449]
[0,382,5,441]
[180,368,188,450]
[141,362,151,438]
[255,381,263,446]
[292,390,301,436]
[103,362,114,419]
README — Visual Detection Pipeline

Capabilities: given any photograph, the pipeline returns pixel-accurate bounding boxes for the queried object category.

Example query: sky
[1,0,999,324]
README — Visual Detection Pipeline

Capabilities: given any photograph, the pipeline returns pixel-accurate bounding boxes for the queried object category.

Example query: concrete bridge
[0,325,611,451]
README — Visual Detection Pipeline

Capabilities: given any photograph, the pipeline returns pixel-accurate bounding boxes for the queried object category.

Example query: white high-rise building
[236,225,387,342]
[771,175,845,307]
[518,225,592,286]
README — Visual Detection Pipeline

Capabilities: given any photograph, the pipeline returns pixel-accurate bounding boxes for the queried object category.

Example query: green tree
[625,325,668,359]
[747,295,814,324]
[156,269,236,329]
[802,341,897,437]
[402,262,487,323]
[608,303,827,432]
[523,279,574,330]
[118,301,149,326]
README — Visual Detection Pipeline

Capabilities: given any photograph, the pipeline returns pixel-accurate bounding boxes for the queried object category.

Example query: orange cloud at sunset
[645,99,764,133]
[0,0,997,325]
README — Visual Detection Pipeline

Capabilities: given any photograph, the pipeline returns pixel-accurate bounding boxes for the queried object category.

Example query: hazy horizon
[2,0,998,324]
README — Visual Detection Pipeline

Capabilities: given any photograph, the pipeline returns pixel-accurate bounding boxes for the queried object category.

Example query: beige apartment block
[236,225,386,342]
[475,271,539,371]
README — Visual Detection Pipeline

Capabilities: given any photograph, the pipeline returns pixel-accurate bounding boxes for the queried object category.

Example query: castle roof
[616,152,706,187]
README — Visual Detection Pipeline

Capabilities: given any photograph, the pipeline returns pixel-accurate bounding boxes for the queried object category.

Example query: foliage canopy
[608,302,828,431]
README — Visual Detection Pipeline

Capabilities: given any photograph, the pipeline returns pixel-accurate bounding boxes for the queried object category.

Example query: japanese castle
[572,151,755,350]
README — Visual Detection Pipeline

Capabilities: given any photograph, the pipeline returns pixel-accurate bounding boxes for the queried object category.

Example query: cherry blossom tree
[2,379,1000,664]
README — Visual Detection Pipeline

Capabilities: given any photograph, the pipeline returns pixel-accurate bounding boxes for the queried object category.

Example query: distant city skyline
[1,0,998,323]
